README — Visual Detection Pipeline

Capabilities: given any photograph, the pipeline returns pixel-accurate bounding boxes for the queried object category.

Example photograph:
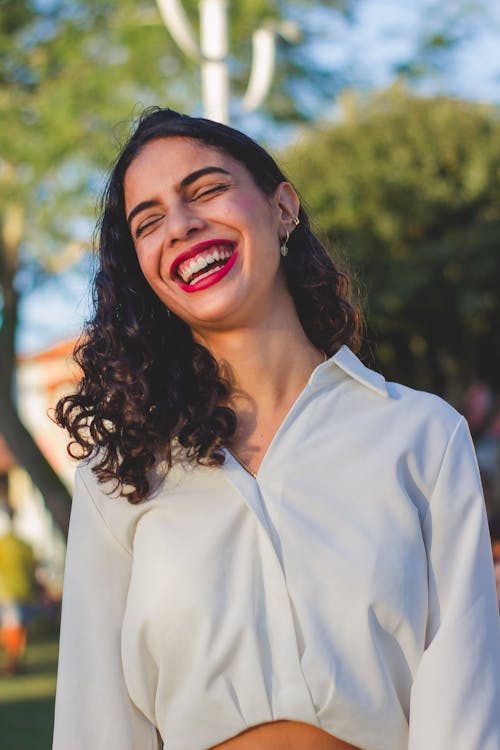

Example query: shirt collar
[309,345,389,398]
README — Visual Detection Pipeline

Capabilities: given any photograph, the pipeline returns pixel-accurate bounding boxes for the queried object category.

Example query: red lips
[170,239,238,293]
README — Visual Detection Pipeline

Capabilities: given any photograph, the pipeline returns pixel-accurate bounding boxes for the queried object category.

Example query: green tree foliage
[225,0,352,121]
[286,88,500,396]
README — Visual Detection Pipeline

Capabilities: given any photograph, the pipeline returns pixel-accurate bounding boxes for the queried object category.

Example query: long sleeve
[408,417,500,749]
[52,466,160,750]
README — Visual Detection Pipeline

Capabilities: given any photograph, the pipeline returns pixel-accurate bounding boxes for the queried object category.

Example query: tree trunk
[1,209,71,538]
[0,390,71,537]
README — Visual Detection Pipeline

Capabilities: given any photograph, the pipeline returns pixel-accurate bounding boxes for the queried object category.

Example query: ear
[273,182,300,228]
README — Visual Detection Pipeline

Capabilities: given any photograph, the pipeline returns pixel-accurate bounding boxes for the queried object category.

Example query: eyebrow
[126,166,231,225]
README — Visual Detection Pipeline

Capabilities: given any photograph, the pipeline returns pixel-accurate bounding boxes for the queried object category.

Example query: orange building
[0,339,79,593]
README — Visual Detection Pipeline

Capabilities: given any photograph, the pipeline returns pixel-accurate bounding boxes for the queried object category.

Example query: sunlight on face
[124,137,298,337]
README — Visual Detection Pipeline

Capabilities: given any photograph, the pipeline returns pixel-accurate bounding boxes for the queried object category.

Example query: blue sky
[346,0,500,100]
[16,0,500,354]
[305,0,500,102]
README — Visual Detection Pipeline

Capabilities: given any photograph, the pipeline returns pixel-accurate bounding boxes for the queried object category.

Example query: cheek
[135,251,154,285]
[135,241,164,282]
[224,193,274,228]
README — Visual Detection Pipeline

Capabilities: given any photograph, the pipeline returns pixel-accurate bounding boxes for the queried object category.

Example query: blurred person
[53,109,500,750]
[0,509,37,675]
[463,381,500,513]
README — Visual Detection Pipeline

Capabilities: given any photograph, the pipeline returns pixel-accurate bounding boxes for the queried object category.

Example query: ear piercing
[280,229,290,257]
[280,216,300,257]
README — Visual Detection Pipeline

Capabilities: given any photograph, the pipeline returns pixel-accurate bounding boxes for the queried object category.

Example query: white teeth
[178,245,234,283]
[190,265,223,284]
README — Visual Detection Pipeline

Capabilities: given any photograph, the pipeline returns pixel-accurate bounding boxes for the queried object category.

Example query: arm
[52,467,160,750]
[409,417,500,750]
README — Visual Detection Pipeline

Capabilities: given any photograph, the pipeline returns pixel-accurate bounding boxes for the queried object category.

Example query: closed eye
[135,215,163,238]
[190,184,229,202]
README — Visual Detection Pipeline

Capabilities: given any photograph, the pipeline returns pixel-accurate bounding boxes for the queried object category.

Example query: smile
[170,240,238,292]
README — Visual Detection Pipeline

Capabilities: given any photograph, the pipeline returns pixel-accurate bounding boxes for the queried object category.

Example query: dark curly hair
[56,107,363,503]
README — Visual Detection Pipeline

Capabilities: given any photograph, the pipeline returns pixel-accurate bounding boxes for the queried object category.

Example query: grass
[0,636,58,750]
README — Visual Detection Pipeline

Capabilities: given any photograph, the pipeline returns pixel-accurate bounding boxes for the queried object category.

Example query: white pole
[200,0,229,123]
[156,0,297,123]
[242,28,276,112]
[155,0,200,60]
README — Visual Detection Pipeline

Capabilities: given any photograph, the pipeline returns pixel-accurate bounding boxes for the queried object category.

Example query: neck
[188,281,327,473]
[192,306,324,457]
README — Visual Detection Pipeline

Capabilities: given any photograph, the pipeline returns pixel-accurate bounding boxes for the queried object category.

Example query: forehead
[124,136,243,194]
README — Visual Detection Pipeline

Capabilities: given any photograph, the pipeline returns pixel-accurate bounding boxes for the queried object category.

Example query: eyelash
[135,217,161,238]
[135,184,229,238]
[190,184,228,202]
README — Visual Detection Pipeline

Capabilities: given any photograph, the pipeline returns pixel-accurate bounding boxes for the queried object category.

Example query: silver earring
[280,216,300,257]
[280,229,290,257]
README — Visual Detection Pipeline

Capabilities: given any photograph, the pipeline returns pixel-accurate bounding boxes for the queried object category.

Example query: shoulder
[327,345,463,434]
[72,458,158,555]
[386,379,463,434]
[72,449,198,553]
[385,381,469,489]
[322,347,471,499]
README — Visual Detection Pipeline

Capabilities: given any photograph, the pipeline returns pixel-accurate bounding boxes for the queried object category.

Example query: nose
[165,200,205,247]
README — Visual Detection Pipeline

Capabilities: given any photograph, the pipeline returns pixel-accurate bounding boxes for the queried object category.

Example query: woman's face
[123,136,298,336]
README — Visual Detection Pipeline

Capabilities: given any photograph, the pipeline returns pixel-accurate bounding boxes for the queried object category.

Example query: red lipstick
[170,239,238,293]
[179,251,238,293]
[170,239,235,279]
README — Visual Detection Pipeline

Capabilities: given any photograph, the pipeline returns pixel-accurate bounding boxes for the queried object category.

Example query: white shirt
[53,346,500,750]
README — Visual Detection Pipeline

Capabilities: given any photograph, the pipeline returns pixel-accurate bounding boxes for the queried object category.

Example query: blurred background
[1,0,500,747]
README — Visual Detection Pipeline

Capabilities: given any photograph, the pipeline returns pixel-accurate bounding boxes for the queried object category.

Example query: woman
[53,108,500,750]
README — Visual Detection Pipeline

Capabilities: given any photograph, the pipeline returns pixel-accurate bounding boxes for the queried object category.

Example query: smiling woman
[52,108,500,750]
